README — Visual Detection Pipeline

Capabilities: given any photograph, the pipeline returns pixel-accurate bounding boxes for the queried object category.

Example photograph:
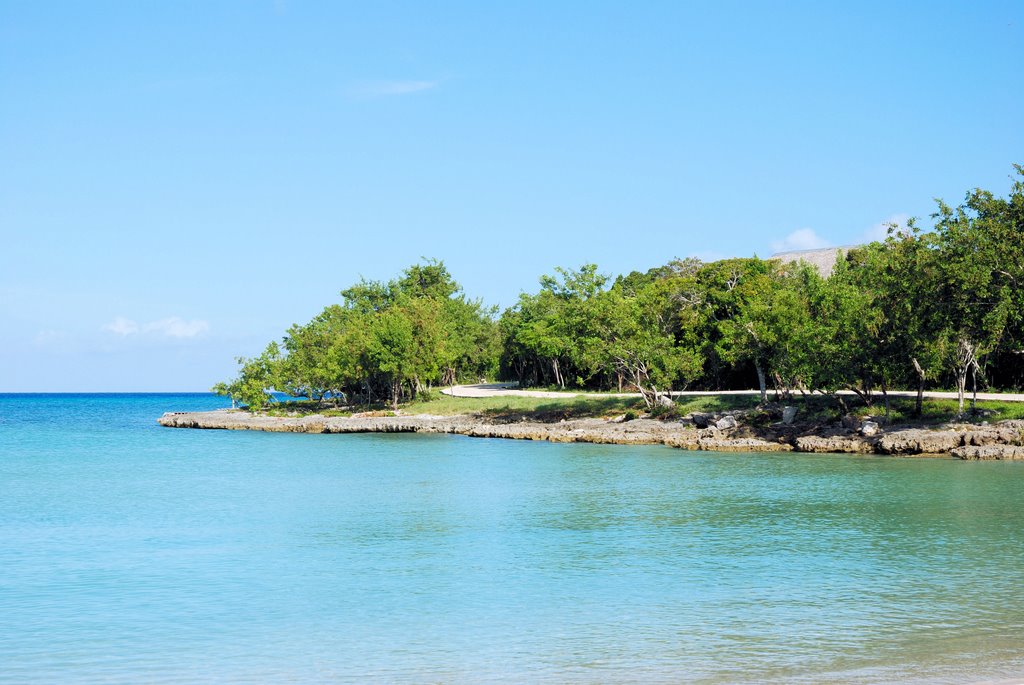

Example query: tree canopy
[218,166,1024,416]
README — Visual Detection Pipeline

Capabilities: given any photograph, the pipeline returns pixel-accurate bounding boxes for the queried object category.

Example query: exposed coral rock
[715,415,738,430]
[952,445,1024,460]
[691,413,713,428]
[698,437,792,452]
[158,411,1024,458]
[860,421,880,437]
[877,430,963,455]
[962,428,1023,446]
[795,435,874,453]
[841,415,862,431]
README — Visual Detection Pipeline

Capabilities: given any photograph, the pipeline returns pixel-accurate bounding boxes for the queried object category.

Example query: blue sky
[1,1,1022,391]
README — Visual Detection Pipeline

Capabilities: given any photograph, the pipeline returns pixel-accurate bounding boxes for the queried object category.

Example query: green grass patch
[405,393,645,420]
[865,397,1024,424]
[407,392,763,422]
[249,390,1024,426]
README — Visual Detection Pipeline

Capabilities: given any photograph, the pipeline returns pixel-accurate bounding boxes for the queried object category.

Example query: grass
[254,390,1024,426]
[406,394,644,419]
[406,392,764,421]
[865,397,1024,424]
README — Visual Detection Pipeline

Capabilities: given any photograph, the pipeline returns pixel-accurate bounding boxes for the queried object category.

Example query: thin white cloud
[348,79,442,99]
[770,228,831,254]
[862,213,910,243]
[102,316,208,339]
[143,317,209,339]
[103,317,140,336]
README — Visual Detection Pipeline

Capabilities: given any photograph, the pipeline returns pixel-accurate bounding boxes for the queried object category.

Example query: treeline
[216,167,1024,414]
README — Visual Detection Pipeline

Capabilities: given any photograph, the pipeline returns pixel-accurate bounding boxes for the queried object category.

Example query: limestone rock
[963,428,1023,446]
[691,412,713,428]
[715,415,738,430]
[952,445,1024,460]
[841,415,862,431]
[877,430,963,455]
[698,437,792,452]
[782,406,798,425]
[794,435,874,453]
[860,421,881,437]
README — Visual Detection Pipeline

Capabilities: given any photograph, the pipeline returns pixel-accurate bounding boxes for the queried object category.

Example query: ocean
[1,393,1023,683]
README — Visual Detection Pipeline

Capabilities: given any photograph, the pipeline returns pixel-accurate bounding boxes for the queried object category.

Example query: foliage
[217,167,1024,414]
[215,260,499,410]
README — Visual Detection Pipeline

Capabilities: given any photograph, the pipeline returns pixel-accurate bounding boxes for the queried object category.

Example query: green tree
[595,272,704,408]
[930,169,1024,411]
[212,342,281,409]
[504,264,609,389]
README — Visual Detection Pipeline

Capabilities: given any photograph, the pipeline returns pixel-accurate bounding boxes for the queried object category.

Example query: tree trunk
[970,360,979,411]
[911,357,925,418]
[391,379,400,411]
[860,375,873,407]
[755,361,767,403]
[552,358,563,389]
[881,377,890,422]
[955,369,967,414]
[954,338,976,414]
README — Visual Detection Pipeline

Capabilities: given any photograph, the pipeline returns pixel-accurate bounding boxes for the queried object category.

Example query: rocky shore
[158,410,1024,459]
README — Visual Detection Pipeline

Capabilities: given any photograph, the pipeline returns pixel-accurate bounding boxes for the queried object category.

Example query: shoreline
[158,410,1024,459]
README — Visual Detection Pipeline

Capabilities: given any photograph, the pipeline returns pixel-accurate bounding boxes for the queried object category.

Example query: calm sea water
[1,394,1023,684]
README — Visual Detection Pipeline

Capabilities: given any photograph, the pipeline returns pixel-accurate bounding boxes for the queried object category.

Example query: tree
[840,232,944,416]
[701,258,782,402]
[930,170,1023,412]
[594,262,705,408]
[504,265,609,389]
[212,342,280,410]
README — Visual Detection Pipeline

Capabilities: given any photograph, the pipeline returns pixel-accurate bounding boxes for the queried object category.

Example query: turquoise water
[1,394,1023,684]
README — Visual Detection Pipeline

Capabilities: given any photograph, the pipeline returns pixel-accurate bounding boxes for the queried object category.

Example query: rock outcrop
[794,435,874,454]
[877,430,965,455]
[952,445,1024,460]
[158,410,1024,458]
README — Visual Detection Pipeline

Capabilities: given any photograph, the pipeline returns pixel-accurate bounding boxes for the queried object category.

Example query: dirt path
[442,383,1024,403]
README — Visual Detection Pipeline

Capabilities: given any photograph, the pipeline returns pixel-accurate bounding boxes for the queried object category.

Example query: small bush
[649,402,680,420]
[623,410,638,422]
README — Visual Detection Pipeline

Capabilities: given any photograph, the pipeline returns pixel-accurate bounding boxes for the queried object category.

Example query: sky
[1,1,1022,391]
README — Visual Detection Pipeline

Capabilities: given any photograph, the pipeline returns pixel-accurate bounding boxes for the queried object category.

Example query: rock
[952,445,1024,460]
[715,415,738,430]
[691,413,713,428]
[663,435,701,450]
[840,415,862,431]
[963,428,1023,446]
[860,421,881,437]
[155,409,1021,459]
[657,395,675,408]
[877,429,963,455]
[795,435,874,453]
[782,406,798,425]
[698,437,792,452]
